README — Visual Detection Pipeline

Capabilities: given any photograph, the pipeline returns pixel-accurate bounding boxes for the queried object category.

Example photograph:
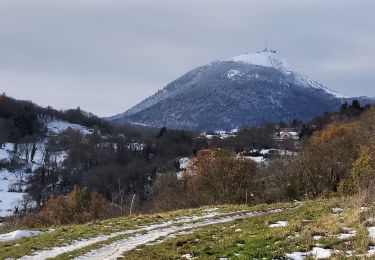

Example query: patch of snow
[337,232,356,240]
[179,157,190,170]
[309,247,335,259]
[269,221,288,228]
[21,207,292,260]
[176,157,192,180]
[286,251,306,260]
[0,143,13,162]
[259,148,297,156]
[75,212,266,259]
[229,51,292,72]
[313,235,323,240]
[367,246,375,256]
[19,210,224,259]
[287,247,337,260]
[337,228,356,240]
[181,254,194,259]
[245,156,266,163]
[227,69,242,79]
[46,121,93,135]
[203,207,219,213]
[0,169,26,217]
[368,227,375,240]
[228,50,345,98]
[0,230,42,242]
[331,207,343,214]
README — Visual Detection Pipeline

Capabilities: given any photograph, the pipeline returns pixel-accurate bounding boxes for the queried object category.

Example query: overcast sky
[0,0,374,117]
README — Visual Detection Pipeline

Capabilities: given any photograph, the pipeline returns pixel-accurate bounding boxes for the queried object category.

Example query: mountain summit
[110,50,345,130]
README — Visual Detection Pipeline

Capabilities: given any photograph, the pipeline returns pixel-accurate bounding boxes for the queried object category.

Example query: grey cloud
[0,0,374,116]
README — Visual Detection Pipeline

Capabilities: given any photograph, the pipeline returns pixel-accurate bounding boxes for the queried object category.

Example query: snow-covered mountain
[110,50,356,130]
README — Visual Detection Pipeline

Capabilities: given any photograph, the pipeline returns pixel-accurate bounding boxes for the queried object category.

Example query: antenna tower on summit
[262,37,269,52]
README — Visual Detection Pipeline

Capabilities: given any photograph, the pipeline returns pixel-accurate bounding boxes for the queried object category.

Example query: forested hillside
[0,95,375,259]
[0,93,373,229]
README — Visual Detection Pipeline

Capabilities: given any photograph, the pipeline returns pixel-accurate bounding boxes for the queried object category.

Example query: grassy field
[1,197,374,259]
[0,206,233,259]
[123,198,375,259]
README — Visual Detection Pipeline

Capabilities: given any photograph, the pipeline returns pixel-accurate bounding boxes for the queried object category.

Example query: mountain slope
[110,51,345,130]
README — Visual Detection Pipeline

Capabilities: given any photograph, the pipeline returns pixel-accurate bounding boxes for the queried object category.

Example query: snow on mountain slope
[229,50,345,98]
[0,145,25,217]
[0,169,26,217]
[46,120,93,135]
[0,119,96,219]
[0,140,67,218]
[229,51,292,72]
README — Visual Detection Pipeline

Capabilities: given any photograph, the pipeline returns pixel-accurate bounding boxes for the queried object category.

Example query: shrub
[21,187,120,227]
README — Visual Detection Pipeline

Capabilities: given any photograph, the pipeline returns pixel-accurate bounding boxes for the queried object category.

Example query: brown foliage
[187,150,258,205]
[147,149,258,213]
[21,187,120,227]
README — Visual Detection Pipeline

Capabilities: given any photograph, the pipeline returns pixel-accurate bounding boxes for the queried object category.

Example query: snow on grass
[259,148,296,156]
[19,209,225,259]
[0,169,25,217]
[367,246,375,256]
[179,157,190,170]
[368,227,375,240]
[285,251,306,260]
[0,142,63,218]
[331,207,343,214]
[181,253,194,259]
[245,156,266,163]
[287,247,337,260]
[177,157,192,180]
[238,148,297,164]
[337,228,356,240]
[309,247,336,259]
[0,144,28,217]
[202,207,219,213]
[269,221,288,228]
[0,143,13,162]
[22,207,289,260]
[75,210,279,260]
[313,235,323,240]
[0,149,10,162]
[0,230,42,242]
